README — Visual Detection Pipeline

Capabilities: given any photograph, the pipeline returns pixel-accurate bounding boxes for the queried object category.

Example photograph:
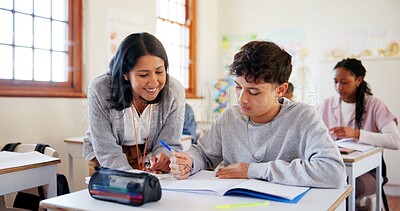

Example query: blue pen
[159,139,176,153]
[159,140,192,170]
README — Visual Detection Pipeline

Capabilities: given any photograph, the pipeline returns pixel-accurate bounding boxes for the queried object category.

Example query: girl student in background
[83,32,185,175]
[317,58,400,210]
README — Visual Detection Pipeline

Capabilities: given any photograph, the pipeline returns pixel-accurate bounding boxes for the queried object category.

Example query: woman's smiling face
[125,55,167,102]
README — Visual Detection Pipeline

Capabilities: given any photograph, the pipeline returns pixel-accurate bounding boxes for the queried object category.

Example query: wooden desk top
[64,136,86,144]
[329,185,353,211]
[0,151,60,175]
[341,147,383,163]
[180,134,193,141]
[65,135,193,144]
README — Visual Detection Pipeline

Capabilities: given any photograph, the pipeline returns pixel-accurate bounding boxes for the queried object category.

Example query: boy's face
[234,75,286,123]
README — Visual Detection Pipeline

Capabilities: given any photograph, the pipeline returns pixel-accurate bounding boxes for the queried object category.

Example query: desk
[64,135,193,191]
[40,183,351,211]
[342,147,383,211]
[0,151,60,209]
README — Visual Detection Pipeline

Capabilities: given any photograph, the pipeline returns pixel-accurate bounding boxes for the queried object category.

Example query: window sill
[185,95,203,99]
[0,89,87,98]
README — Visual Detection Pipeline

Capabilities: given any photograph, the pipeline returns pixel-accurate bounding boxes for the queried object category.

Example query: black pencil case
[88,167,162,206]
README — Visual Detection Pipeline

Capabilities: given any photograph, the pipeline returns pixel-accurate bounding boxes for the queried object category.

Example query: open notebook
[163,170,310,203]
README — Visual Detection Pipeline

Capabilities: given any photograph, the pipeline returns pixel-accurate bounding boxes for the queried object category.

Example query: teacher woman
[83,32,185,175]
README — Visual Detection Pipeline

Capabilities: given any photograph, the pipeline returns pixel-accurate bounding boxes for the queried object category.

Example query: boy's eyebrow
[249,87,260,91]
[234,80,260,90]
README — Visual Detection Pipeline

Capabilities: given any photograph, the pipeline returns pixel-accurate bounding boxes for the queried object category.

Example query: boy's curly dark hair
[229,41,292,84]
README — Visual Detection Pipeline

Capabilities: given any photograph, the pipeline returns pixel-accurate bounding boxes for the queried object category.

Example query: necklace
[131,103,153,169]
[133,101,144,117]
[246,117,270,162]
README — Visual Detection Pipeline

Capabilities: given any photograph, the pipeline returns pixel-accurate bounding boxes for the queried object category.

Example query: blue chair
[183,103,197,144]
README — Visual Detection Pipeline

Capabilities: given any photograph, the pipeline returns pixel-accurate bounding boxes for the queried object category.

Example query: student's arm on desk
[247,131,346,188]
[358,121,400,150]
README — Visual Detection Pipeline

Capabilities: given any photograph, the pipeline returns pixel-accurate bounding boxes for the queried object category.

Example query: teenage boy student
[170,40,347,188]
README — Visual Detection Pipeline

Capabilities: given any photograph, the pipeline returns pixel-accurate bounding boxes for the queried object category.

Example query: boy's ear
[276,83,288,97]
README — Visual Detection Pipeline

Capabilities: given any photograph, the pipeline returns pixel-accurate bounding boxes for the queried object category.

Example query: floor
[388,196,400,211]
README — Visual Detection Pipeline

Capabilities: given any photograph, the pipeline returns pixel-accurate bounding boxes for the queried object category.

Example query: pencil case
[88,167,162,206]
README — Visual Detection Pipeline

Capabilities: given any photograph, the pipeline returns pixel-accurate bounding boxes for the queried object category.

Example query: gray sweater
[83,73,185,170]
[188,99,347,188]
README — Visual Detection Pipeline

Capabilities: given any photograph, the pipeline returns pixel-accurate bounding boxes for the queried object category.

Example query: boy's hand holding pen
[159,140,193,179]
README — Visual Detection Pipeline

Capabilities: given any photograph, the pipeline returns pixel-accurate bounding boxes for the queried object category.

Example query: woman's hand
[215,162,249,179]
[330,126,360,139]
[169,152,193,180]
[145,153,170,174]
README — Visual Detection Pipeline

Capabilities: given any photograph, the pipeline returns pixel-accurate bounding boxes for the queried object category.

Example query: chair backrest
[183,103,197,143]
[13,144,58,158]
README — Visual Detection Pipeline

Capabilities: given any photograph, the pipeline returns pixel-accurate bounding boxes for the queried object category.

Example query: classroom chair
[357,194,377,211]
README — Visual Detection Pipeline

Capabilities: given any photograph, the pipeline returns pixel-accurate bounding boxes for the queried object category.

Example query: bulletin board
[319,28,400,61]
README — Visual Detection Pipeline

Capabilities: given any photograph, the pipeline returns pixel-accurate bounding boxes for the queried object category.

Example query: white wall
[218,0,400,193]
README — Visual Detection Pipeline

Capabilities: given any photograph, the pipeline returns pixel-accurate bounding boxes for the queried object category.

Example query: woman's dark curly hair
[229,41,292,84]
[108,32,169,111]
[334,58,372,129]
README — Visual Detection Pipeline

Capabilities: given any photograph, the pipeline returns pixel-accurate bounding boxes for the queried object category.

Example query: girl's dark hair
[334,58,373,129]
[108,32,169,111]
[229,41,292,84]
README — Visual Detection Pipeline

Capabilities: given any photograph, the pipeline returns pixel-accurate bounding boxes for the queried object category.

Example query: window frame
[157,0,198,98]
[0,0,84,98]
[186,0,197,98]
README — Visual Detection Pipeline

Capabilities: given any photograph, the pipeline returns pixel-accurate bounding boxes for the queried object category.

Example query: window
[156,0,197,98]
[0,0,83,98]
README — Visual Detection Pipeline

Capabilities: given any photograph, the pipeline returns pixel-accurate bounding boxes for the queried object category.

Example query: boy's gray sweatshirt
[188,99,347,188]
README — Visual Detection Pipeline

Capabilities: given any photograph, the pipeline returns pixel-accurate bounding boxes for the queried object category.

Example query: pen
[214,201,269,209]
[159,139,176,153]
[159,139,192,171]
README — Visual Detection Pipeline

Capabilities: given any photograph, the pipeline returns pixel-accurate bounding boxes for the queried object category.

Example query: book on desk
[162,170,310,203]
[335,138,375,153]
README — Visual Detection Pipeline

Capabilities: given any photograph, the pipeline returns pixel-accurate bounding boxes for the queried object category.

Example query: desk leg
[376,159,382,211]
[47,166,58,198]
[68,152,74,192]
[0,196,6,210]
[347,168,356,211]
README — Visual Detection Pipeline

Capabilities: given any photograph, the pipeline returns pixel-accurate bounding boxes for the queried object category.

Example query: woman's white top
[123,105,152,146]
